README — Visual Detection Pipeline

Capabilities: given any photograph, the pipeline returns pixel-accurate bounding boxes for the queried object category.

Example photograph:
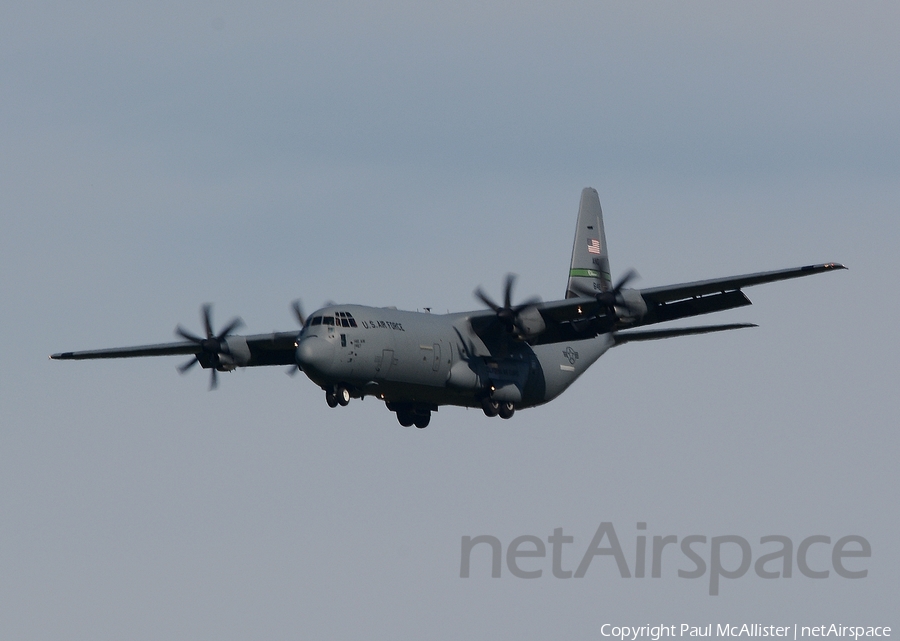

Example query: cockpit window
[309,312,356,328]
[335,311,358,328]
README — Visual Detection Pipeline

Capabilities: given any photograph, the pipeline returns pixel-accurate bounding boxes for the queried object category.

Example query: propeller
[594,269,642,323]
[287,300,306,376]
[175,304,244,390]
[475,274,542,339]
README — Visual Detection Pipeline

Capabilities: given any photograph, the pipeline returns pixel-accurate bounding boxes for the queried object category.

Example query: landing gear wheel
[481,397,499,417]
[325,390,338,408]
[336,385,351,406]
[397,411,414,427]
[414,412,431,429]
[498,402,515,419]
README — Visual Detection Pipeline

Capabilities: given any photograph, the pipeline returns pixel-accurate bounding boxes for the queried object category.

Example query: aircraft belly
[370,379,479,408]
[528,335,613,404]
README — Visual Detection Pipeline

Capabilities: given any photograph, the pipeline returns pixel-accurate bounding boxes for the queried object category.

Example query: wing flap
[642,289,752,325]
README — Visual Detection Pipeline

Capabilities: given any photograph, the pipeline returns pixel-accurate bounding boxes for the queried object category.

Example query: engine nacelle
[616,288,648,321]
[220,336,252,369]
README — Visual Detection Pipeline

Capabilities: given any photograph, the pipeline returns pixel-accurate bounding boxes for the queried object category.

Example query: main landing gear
[397,410,430,429]
[481,397,515,419]
[386,402,434,429]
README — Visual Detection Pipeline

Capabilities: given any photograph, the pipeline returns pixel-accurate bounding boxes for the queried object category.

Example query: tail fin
[566,187,612,298]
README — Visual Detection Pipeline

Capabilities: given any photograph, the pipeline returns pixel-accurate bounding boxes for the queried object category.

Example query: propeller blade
[475,287,501,312]
[216,317,244,341]
[178,356,199,373]
[209,368,218,390]
[292,300,306,326]
[202,304,214,339]
[176,325,203,343]
[614,269,638,292]
[503,273,515,310]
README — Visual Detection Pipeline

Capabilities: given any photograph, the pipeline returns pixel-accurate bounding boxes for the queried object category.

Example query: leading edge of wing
[639,262,846,304]
[50,341,201,360]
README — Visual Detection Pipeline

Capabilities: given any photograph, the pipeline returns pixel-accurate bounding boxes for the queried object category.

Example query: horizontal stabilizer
[613,323,757,345]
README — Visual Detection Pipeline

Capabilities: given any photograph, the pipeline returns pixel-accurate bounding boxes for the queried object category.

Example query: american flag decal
[587,239,601,255]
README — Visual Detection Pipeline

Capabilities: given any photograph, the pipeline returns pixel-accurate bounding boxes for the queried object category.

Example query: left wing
[639,263,846,302]
[469,263,846,345]
[51,331,298,367]
[51,342,200,360]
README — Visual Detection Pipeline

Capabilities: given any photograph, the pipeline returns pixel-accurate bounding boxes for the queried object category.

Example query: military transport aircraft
[51,188,845,428]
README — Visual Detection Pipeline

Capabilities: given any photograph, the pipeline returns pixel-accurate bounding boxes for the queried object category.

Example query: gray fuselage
[295,304,613,412]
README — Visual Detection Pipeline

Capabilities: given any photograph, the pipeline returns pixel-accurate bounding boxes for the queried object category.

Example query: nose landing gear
[325,384,351,408]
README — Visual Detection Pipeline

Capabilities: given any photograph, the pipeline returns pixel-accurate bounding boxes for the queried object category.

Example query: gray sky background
[2,2,898,638]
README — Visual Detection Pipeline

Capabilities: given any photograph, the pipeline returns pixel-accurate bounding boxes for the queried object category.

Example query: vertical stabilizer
[566,188,612,298]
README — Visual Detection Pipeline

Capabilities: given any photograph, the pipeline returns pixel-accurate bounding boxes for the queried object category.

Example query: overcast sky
[2,2,898,639]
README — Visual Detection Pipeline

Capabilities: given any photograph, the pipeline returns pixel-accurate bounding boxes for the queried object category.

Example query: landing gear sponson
[325,385,514,428]
[324,387,437,429]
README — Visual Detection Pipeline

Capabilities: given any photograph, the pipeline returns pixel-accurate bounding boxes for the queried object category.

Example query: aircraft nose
[295,337,334,372]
